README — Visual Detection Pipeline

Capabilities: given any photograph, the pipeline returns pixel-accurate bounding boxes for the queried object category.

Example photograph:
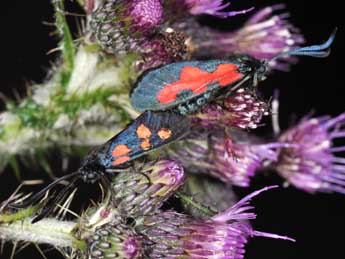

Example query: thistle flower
[112,160,185,217]
[184,0,254,18]
[193,88,269,129]
[135,28,190,72]
[139,186,294,259]
[211,137,289,186]
[275,113,345,194]
[187,5,304,70]
[90,0,163,54]
[171,131,287,187]
[88,220,142,259]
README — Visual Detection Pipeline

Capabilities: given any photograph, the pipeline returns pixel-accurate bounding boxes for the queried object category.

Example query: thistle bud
[112,160,185,217]
[90,0,163,54]
[88,221,142,259]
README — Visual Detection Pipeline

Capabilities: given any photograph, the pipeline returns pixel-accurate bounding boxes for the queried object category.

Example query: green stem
[53,0,76,87]
[0,206,38,223]
[176,191,216,217]
[0,217,85,251]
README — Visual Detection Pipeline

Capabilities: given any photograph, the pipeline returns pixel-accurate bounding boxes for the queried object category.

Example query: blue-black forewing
[130,59,244,112]
[96,111,191,169]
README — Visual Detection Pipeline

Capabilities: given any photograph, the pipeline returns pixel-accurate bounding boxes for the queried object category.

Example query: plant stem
[0,206,38,223]
[0,217,85,251]
[176,191,216,217]
[53,0,76,87]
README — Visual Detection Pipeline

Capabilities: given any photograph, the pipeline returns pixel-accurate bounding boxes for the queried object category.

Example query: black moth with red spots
[11,111,190,222]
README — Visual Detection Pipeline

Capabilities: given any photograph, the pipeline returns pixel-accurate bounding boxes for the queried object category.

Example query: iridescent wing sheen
[96,111,191,169]
[130,59,245,112]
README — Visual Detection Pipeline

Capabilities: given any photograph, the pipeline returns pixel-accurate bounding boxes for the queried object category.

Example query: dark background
[0,0,344,258]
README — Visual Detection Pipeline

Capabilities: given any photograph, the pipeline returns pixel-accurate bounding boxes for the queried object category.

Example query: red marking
[86,0,95,13]
[157,128,172,140]
[100,209,110,219]
[112,144,131,157]
[157,64,243,104]
[113,156,131,166]
[136,124,152,139]
[140,139,151,150]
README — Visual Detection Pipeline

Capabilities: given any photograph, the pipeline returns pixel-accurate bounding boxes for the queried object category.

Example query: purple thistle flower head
[129,0,164,30]
[210,135,289,187]
[193,88,269,129]
[275,113,345,194]
[140,186,294,259]
[192,4,304,70]
[185,0,254,18]
[170,131,287,187]
[135,28,189,71]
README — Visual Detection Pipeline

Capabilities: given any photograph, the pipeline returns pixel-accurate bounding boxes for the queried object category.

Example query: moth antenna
[31,177,79,223]
[10,171,80,209]
[270,28,337,61]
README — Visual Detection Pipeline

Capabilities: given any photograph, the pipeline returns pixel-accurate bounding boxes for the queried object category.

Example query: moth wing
[100,111,190,168]
[131,60,244,111]
[130,61,201,111]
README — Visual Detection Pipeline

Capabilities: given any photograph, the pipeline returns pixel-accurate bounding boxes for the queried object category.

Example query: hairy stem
[0,206,38,223]
[176,191,216,217]
[0,217,85,251]
[53,0,76,86]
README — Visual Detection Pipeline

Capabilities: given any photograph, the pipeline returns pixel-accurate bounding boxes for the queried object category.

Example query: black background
[0,0,344,258]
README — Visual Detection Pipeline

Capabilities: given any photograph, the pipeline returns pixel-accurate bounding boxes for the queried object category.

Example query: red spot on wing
[157,128,172,140]
[157,64,243,104]
[112,144,131,157]
[113,156,131,166]
[140,139,151,150]
[136,124,152,139]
